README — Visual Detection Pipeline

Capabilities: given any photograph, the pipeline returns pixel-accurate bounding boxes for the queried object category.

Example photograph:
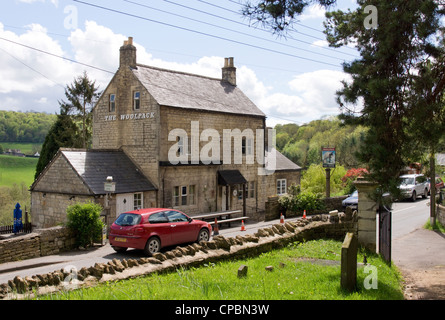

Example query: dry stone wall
[0,214,356,300]
[0,226,76,264]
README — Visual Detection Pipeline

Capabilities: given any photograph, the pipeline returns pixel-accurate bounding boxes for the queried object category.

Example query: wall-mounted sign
[104,112,155,122]
[322,147,336,168]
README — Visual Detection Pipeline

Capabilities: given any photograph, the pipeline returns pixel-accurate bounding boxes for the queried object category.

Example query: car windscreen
[400,177,414,185]
[114,213,141,226]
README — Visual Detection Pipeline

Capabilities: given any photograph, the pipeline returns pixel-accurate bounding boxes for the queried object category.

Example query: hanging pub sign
[322,147,336,168]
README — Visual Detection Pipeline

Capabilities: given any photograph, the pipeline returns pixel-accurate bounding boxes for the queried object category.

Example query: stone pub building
[30,37,301,228]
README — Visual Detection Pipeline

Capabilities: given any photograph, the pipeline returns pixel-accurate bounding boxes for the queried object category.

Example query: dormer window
[133,91,140,110]
[109,94,116,112]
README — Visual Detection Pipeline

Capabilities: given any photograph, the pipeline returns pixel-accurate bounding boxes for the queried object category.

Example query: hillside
[0,110,56,144]
[275,116,367,169]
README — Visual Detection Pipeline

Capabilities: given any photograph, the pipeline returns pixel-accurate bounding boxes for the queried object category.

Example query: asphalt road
[0,199,441,287]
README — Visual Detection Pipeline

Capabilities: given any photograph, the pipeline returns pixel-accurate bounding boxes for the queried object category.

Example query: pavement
[1,215,445,299]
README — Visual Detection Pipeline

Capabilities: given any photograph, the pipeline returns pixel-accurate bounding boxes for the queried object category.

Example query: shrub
[278,184,324,215]
[66,202,104,248]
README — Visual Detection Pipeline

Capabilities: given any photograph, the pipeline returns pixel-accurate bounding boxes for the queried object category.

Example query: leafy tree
[324,0,445,203]
[59,71,101,148]
[34,112,80,180]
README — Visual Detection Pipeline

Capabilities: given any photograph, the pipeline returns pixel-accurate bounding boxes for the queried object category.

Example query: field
[0,154,38,188]
[37,239,404,300]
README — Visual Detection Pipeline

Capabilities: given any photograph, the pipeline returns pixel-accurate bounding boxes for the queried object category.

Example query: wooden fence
[0,222,33,235]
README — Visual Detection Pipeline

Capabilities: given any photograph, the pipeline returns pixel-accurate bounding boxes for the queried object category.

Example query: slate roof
[266,150,302,172]
[132,64,266,117]
[61,149,156,195]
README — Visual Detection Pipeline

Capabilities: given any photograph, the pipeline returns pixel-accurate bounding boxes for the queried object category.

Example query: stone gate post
[354,177,378,252]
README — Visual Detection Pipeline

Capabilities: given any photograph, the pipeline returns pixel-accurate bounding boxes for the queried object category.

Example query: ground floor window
[134,192,143,209]
[237,181,255,200]
[277,179,287,195]
[173,185,196,206]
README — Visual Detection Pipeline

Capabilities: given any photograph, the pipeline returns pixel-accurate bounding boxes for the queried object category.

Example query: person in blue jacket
[13,203,23,234]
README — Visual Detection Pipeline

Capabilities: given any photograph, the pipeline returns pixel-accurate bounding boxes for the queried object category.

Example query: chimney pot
[120,36,137,69]
[222,57,236,86]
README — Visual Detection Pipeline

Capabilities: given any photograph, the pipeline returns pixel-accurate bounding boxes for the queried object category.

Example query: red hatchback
[109,208,212,256]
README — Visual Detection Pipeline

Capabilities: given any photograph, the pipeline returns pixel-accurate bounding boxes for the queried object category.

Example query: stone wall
[264,195,348,221]
[0,226,76,264]
[0,215,356,299]
[436,204,445,226]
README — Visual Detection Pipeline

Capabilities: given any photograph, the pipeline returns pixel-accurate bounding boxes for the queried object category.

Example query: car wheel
[197,228,210,242]
[422,188,428,199]
[112,246,128,253]
[411,191,417,202]
[144,237,161,256]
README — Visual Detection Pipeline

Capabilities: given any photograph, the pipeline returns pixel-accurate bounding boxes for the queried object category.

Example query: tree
[324,0,445,203]
[59,71,101,148]
[34,111,80,180]
[242,0,336,34]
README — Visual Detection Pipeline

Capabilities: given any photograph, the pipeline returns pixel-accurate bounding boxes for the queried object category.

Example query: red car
[109,208,212,256]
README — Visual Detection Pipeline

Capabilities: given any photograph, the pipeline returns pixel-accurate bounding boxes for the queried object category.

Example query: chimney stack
[119,36,136,69]
[222,57,236,86]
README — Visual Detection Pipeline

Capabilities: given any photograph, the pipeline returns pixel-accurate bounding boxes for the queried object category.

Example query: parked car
[399,174,429,201]
[109,208,212,255]
[426,176,445,195]
[342,190,358,210]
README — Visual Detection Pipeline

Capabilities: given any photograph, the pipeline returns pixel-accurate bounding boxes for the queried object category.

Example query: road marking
[392,205,417,214]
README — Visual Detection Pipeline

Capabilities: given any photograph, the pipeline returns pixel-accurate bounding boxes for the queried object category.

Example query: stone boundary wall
[265,195,348,221]
[436,204,445,226]
[0,214,356,299]
[0,226,76,264]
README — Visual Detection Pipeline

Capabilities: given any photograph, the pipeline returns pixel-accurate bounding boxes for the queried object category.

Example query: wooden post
[326,168,331,198]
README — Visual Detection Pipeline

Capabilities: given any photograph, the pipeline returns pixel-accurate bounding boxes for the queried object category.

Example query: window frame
[109,94,116,112]
[277,179,287,195]
[133,91,140,110]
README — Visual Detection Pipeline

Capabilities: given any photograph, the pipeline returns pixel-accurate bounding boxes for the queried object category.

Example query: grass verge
[36,239,404,300]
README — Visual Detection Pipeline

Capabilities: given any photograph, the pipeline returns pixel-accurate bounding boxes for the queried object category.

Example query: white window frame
[277,179,287,195]
[133,192,143,210]
[109,94,116,112]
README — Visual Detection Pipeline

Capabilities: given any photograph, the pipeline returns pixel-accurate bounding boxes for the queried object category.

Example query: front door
[116,193,134,217]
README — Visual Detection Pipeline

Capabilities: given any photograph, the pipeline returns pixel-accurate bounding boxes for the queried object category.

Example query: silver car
[399,174,428,201]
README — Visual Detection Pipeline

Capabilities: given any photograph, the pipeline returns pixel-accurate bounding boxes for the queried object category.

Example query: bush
[66,202,104,248]
[278,184,324,215]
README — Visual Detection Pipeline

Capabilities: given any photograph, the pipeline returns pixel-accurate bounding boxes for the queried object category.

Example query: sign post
[322,147,336,198]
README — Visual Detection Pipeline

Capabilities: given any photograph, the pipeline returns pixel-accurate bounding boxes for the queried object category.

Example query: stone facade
[31,37,301,228]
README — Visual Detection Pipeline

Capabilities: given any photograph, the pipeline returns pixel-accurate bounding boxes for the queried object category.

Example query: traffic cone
[213,218,219,236]
[303,210,307,219]
[280,213,284,224]
[240,220,246,231]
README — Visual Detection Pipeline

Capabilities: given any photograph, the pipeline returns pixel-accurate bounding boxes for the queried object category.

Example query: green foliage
[66,202,104,248]
[325,0,445,197]
[301,163,347,195]
[278,184,324,214]
[0,182,30,226]
[0,111,56,143]
[275,117,367,169]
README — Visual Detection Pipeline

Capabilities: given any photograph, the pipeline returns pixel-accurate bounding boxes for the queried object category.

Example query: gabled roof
[266,150,302,172]
[61,149,156,195]
[31,149,157,195]
[132,64,266,117]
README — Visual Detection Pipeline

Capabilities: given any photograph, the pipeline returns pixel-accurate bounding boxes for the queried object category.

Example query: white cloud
[0,20,348,125]
[300,5,326,20]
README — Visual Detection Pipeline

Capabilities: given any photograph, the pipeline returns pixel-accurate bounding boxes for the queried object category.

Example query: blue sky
[0,0,359,126]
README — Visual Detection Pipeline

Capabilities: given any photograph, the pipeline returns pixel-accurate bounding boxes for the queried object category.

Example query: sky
[0,0,360,127]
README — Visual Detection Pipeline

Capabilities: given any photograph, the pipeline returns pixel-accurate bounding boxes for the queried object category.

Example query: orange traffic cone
[213,218,219,236]
[303,210,307,219]
[240,220,246,231]
[280,213,284,224]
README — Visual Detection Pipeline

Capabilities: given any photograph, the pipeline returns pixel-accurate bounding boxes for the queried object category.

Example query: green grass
[424,219,445,233]
[0,142,41,156]
[36,239,405,300]
[0,155,38,187]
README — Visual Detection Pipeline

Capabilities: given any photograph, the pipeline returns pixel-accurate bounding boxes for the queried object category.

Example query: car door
[147,211,173,247]
[165,210,197,245]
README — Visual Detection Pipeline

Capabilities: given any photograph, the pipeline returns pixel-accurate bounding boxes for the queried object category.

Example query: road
[0,199,438,287]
